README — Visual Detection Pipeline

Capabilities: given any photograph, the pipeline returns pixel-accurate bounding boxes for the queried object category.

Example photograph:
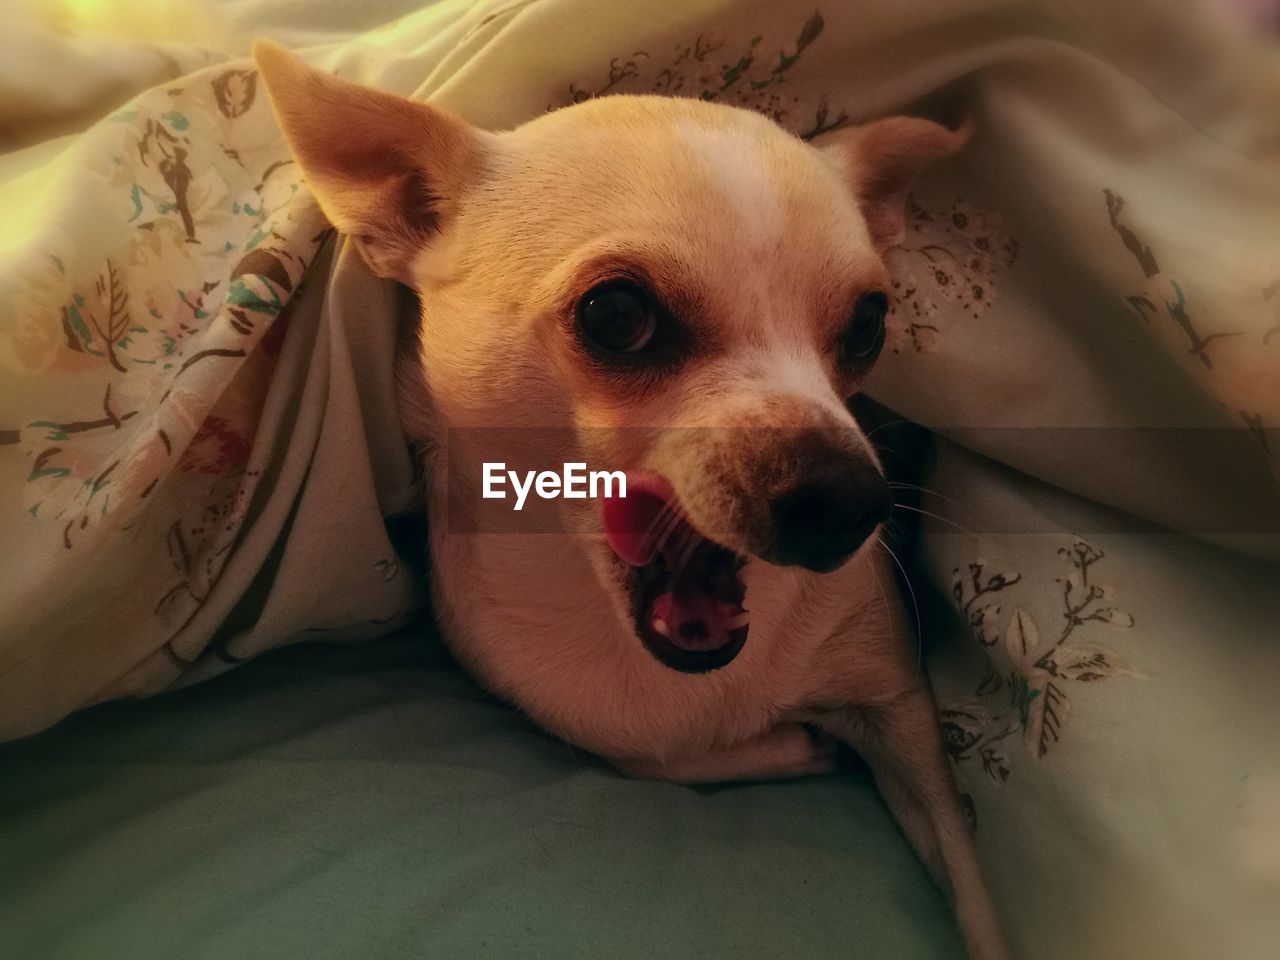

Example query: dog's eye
[841,292,887,363]
[576,281,659,355]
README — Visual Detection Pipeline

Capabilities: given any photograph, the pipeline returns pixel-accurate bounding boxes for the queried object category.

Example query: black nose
[768,460,892,572]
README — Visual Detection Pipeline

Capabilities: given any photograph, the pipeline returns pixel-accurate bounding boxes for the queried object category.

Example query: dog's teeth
[651,617,670,637]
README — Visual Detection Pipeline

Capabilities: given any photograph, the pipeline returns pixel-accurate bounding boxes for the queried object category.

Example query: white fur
[752,343,856,421]
[676,121,784,251]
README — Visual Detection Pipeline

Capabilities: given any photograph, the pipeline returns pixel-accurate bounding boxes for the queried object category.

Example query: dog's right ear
[253,40,484,286]
[816,115,972,253]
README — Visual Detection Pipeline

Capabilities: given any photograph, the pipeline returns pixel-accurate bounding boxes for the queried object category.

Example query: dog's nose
[768,460,891,572]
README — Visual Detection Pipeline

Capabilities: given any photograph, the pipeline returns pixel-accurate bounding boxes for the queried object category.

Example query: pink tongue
[601,472,748,654]
[601,473,676,566]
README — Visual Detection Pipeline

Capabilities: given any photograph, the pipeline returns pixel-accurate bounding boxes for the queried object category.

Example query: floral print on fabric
[939,539,1142,784]
[885,198,1019,354]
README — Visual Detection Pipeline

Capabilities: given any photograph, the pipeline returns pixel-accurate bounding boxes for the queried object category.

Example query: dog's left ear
[253,40,485,286]
[818,116,973,252]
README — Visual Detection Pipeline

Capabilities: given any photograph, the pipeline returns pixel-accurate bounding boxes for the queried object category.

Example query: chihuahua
[254,41,1008,960]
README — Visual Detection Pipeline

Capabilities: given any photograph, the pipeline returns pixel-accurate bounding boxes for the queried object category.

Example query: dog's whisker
[621,489,717,583]
[864,559,919,701]
[669,525,704,578]
[652,507,682,549]
[882,517,910,552]
[882,510,917,545]
[877,535,924,673]
[866,547,895,646]
[644,500,679,539]
[892,501,975,537]
[886,481,957,505]
[641,501,683,554]
[863,418,909,442]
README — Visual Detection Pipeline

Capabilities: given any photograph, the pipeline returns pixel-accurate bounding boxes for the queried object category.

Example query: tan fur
[255,41,1007,960]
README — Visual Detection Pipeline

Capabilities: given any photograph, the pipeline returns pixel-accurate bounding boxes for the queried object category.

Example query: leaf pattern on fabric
[1104,188,1277,457]
[554,12,849,141]
[1263,278,1279,347]
[939,538,1142,779]
[212,69,258,119]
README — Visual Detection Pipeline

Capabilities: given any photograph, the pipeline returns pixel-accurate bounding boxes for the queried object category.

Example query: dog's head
[256,42,968,673]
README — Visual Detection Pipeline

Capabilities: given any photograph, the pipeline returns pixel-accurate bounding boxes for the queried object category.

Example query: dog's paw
[614,723,842,783]
[775,722,842,778]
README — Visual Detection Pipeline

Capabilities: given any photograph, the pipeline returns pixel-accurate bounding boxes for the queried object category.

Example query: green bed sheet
[0,632,962,960]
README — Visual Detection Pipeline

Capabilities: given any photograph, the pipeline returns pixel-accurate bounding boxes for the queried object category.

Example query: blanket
[2,1,1278,956]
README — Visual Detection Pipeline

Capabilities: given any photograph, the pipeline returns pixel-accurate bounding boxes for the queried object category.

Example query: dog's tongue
[602,474,748,654]
[600,473,676,566]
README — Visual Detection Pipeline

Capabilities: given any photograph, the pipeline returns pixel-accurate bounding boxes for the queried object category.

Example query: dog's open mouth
[602,474,749,673]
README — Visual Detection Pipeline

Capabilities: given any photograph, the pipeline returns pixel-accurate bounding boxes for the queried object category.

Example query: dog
[254,40,1009,960]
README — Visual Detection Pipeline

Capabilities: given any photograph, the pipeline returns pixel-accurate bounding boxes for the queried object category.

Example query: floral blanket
[2,1,1278,957]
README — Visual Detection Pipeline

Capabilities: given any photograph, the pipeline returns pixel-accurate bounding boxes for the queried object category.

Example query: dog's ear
[818,116,972,252]
[253,40,484,285]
